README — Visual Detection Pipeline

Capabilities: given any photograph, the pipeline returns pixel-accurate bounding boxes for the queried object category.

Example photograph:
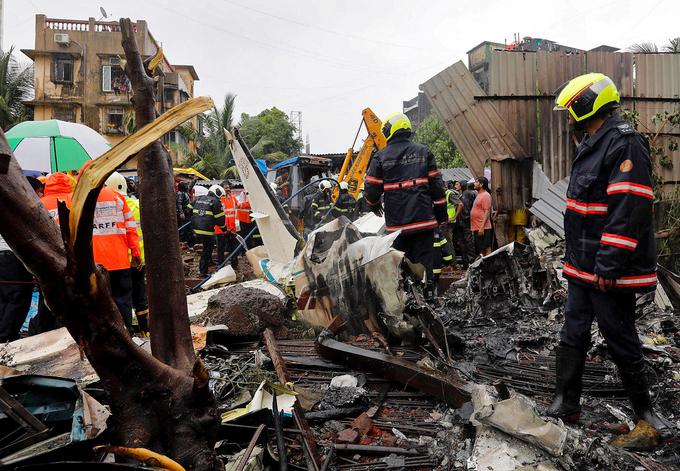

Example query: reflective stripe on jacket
[190,194,226,236]
[364,134,447,233]
[125,196,144,265]
[92,187,141,271]
[445,189,459,220]
[311,191,332,223]
[433,228,453,274]
[332,190,357,220]
[215,194,239,234]
[237,200,252,223]
[563,115,656,292]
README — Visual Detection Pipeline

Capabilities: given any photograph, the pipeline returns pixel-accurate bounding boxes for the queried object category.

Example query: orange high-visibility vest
[215,194,239,233]
[92,187,141,271]
[40,172,73,224]
[237,200,252,224]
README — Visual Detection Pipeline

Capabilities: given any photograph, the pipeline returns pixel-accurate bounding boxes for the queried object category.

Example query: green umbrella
[6,119,111,173]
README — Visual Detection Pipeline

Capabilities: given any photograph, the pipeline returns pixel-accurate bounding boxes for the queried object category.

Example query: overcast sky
[5,0,679,153]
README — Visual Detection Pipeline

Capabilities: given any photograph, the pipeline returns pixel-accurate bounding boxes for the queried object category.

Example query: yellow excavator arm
[333,107,386,201]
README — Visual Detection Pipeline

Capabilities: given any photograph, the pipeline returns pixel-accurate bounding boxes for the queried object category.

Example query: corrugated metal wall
[422,61,528,179]
[485,51,679,191]
[424,52,680,212]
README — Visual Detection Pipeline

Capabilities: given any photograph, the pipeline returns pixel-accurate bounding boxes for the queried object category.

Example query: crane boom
[333,107,386,201]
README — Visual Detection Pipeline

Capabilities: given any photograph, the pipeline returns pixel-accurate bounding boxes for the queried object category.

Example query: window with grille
[53,106,75,122]
[104,107,125,134]
[53,55,73,83]
[102,58,130,94]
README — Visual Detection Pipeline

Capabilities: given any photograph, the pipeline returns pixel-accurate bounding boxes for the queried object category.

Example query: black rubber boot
[546,343,587,422]
[618,359,674,440]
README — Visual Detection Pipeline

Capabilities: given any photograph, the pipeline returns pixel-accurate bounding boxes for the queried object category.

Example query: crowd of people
[0,130,496,343]
[0,168,146,342]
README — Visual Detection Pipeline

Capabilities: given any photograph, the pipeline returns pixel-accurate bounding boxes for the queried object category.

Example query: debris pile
[1,225,679,470]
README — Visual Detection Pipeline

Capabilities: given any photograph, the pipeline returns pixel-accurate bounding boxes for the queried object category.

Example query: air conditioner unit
[54,33,70,45]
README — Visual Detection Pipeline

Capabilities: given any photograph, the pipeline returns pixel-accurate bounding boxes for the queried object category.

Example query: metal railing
[44,18,138,33]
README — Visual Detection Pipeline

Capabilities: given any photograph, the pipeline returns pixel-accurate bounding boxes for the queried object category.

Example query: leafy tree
[180,93,236,179]
[414,113,465,168]
[0,46,33,130]
[238,107,302,161]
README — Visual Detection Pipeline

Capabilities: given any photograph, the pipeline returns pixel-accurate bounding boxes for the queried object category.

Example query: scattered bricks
[351,412,373,437]
[337,428,359,444]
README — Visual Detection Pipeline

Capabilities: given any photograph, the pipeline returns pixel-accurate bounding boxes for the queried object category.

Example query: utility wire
[217,0,451,54]
[149,0,424,76]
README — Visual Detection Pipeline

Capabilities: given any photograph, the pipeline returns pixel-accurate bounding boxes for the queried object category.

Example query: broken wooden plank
[263,328,321,471]
[234,424,266,471]
[315,328,471,409]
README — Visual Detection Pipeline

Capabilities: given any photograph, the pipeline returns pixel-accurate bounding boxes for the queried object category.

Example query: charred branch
[120,18,195,371]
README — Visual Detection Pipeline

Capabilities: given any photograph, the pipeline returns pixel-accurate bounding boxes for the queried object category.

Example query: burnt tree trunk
[0,20,219,471]
[120,19,195,371]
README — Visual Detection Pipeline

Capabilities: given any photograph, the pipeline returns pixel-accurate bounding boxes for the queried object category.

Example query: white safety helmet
[209,184,226,198]
[105,171,128,196]
[319,180,332,191]
[270,182,279,192]
[339,181,349,191]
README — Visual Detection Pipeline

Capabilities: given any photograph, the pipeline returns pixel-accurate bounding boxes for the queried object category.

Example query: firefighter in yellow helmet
[547,73,671,439]
[364,112,447,302]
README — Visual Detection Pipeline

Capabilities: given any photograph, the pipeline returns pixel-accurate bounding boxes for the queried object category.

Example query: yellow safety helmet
[381,112,412,141]
[554,73,620,122]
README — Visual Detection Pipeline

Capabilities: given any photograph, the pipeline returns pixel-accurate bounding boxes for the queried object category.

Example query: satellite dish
[99,7,108,19]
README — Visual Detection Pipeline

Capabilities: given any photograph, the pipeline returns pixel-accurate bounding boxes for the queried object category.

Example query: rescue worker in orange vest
[40,172,73,224]
[106,172,149,336]
[90,170,141,334]
[237,192,262,248]
[215,181,240,269]
[32,172,75,334]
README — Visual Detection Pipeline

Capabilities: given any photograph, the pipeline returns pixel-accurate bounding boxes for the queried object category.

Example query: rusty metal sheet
[586,52,634,96]
[536,51,586,95]
[635,53,680,99]
[488,50,537,96]
[423,61,528,177]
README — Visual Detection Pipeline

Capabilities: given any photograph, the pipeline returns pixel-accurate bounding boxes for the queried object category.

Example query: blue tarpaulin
[255,159,268,175]
[270,157,299,171]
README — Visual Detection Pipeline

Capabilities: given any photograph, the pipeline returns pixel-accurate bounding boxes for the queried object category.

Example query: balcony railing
[45,18,138,33]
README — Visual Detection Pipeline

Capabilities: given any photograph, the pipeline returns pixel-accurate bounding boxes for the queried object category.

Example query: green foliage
[181,93,237,179]
[238,107,302,161]
[663,37,680,53]
[413,113,465,169]
[0,47,33,130]
[655,187,680,273]
[627,37,680,53]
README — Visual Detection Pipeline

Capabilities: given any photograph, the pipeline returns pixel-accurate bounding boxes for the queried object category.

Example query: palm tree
[627,42,659,53]
[0,47,34,130]
[180,93,237,179]
[664,37,680,53]
[627,37,680,53]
